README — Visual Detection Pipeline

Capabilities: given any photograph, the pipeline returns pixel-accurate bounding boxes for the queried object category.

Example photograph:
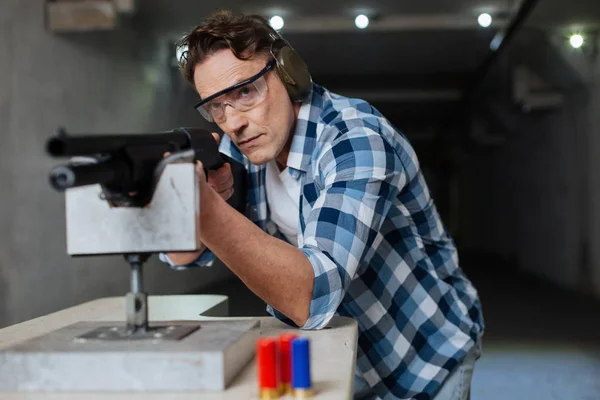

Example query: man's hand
[165,133,233,266]
[205,133,234,201]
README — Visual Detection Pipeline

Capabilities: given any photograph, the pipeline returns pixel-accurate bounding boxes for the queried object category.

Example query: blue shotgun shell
[291,337,312,390]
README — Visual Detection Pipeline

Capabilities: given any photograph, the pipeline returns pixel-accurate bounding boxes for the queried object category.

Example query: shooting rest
[0,160,259,392]
[65,160,201,335]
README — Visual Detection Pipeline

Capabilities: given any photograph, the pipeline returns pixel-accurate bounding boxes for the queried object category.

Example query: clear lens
[197,106,214,122]
[196,76,268,123]
[232,84,261,107]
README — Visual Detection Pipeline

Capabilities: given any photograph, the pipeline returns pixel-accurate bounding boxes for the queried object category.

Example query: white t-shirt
[265,160,301,247]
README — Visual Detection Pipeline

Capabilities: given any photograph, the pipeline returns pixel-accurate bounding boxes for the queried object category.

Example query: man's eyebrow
[228,71,258,86]
[201,62,268,99]
[208,76,252,100]
[201,77,243,101]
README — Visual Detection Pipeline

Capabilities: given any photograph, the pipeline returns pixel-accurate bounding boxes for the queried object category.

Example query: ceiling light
[478,13,492,28]
[569,34,584,49]
[355,14,369,29]
[269,15,284,30]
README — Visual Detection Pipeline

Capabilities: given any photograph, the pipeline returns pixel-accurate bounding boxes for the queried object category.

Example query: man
[160,9,484,400]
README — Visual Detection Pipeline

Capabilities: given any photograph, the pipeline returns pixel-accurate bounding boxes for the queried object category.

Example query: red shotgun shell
[257,337,280,399]
[278,333,298,394]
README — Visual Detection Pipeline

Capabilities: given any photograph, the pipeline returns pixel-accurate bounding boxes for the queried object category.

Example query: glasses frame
[194,59,276,120]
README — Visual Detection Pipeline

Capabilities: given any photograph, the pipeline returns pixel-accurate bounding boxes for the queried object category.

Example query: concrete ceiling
[137,0,600,111]
[138,0,600,31]
[528,0,600,29]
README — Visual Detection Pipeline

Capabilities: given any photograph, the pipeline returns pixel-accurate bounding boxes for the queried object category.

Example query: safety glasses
[194,59,275,123]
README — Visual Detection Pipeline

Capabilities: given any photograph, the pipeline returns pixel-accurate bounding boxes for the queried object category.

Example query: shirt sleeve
[293,126,407,330]
[158,249,216,270]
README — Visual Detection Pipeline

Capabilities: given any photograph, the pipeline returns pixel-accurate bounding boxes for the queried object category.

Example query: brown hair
[177,9,275,86]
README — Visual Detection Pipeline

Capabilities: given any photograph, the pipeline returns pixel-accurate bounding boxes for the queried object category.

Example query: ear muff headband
[267,30,312,102]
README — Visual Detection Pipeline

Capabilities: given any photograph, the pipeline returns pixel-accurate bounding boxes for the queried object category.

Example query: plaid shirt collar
[286,85,319,175]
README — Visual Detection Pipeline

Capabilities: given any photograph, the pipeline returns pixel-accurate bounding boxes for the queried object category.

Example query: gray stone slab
[0,319,260,392]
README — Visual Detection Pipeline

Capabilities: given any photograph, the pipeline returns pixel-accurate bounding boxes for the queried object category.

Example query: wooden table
[0,295,358,399]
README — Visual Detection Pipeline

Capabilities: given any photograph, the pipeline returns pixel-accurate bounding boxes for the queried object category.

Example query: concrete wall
[459,31,597,295]
[587,38,600,296]
[460,92,587,285]
[0,1,232,328]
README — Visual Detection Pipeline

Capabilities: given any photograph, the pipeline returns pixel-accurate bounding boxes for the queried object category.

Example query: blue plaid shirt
[160,83,484,399]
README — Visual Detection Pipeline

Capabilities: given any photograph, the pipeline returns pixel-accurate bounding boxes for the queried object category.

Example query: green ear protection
[267,29,312,102]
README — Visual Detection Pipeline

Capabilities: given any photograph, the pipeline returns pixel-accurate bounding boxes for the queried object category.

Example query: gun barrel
[46,127,224,203]
[49,160,129,191]
[46,132,191,157]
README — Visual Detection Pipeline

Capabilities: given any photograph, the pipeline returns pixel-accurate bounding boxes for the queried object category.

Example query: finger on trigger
[219,187,234,200]
[211,174,233,193]
[209,164,231,184]
[223,174,234,189]
[216,169,233,186]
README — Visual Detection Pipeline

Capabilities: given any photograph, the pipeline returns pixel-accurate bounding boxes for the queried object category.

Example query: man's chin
[242,149,275,166]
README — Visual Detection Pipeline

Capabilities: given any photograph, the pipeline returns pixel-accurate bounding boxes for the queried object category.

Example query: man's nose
[223,105,248,135]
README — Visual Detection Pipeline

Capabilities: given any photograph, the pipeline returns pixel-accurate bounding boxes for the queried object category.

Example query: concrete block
[0,319,260,391]
[63,163,200,256]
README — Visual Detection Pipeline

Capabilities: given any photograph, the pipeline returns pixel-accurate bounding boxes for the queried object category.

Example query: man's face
[194,49,296,165]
